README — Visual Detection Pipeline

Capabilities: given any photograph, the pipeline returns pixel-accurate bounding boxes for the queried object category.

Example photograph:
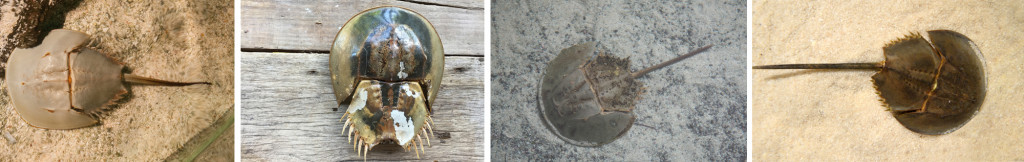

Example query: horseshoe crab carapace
[6,29,209,130]
[538,42,712,146]
[329,6,444,159]
[753,30,986,135]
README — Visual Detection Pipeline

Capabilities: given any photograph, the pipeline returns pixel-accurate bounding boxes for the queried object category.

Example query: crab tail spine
[341,114,350,136]
[416,134,426,156]
[413,139,420,159]
[418,137,425,158]
[422,128,431,146]
[426,115,435,136]
[632,44,713,78]
[348,125,355,143]
[124,74,211,86]
[753,62,883,69]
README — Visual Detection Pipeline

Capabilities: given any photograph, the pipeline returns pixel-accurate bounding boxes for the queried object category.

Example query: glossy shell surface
[874,30,986,135]
[538,42,641,146]
[330,6,444,105]
[330,6,443,158]
[6,29,126,129]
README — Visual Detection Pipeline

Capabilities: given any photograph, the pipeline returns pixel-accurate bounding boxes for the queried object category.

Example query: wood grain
[240,52,484,161]
[240,0,485,56]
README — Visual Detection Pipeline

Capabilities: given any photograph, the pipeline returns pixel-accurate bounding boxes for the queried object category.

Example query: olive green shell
[874,30,986,135]
[329,6,444,107]
[538,42,640,146]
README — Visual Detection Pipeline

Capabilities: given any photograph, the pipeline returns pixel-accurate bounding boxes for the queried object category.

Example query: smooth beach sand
[752,1,1024,161]
[0,0,234,160]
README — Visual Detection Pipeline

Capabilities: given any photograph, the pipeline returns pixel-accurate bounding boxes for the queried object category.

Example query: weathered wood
[240,0,485,56]
[240,52,485,161]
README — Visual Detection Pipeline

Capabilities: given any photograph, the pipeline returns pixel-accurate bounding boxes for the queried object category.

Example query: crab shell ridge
[538,42,638,147]
[6,29,126,129]
[329,6,443,157]
[873,30,986,135]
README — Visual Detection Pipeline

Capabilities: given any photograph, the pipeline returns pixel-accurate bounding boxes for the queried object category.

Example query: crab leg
[363,144,369,161]
[354,138,360,152]
[350,126,357,144]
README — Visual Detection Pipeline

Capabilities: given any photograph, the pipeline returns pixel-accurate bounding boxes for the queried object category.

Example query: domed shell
[330,6,444,106]
[6,29,126,129]
[538,42,638,146]
[874,30,986,135]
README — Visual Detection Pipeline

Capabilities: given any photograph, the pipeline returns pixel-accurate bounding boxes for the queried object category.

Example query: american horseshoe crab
[539,42,712,146]
[6,29,209,130]
[753,30,986,135]
[330,6,442,159]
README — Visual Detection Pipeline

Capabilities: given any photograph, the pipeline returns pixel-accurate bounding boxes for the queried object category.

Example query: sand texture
[491,0,747,161]
[0,0,234,160]
[752,1,1024,161]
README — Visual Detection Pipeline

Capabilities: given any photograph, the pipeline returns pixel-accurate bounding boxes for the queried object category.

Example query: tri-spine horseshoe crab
[753,30,986,135]
[5,29,209,130]
[538,42,712,146]
[330,6,442,159]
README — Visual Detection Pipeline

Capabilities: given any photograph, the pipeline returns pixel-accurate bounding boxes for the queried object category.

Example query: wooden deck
[239,0,485,161]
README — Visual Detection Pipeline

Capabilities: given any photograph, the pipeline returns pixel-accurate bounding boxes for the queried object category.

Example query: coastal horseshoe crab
[6,29,209,130]
[754,30,986,135]
[330,6,442,159]
[539,42,712,146]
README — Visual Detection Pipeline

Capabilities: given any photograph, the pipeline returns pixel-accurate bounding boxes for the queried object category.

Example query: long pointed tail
[124,74,210,86]
[631,44,714,78]
[752,62,883,70]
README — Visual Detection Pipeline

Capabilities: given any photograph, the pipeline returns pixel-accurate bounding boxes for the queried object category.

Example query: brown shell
[873,30,986,135]
[331,7,441,159]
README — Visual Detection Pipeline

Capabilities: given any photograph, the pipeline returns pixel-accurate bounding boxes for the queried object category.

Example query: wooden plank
[240,52,484,161]
[240,0,485,56]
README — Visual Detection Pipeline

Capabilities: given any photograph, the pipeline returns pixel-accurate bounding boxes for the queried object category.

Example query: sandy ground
[0,0,234,161]
[752,1,1024,161]
[491,0,746,161]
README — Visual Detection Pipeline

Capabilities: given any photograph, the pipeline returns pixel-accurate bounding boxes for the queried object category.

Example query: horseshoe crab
[6,29,209,130]
[330,6,442,159]
[538,42,712,146]
[753,30,986,135]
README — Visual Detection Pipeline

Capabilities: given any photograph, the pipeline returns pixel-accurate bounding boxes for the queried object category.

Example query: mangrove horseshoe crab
[330,6,442,159]
[753,30,986,135]
[6,29,209,130]
[538,42,712,146]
